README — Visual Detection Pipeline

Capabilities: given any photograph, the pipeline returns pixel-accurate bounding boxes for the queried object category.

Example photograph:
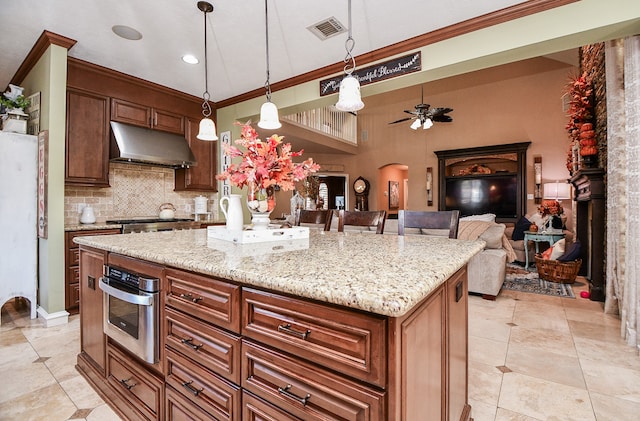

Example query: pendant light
[196,1,218,141]
[335,0,364,112]
[258,0,281,129]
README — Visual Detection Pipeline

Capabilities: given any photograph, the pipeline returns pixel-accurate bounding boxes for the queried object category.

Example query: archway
[378,164,409,219]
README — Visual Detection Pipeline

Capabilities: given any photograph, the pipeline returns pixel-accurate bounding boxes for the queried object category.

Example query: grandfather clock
[353,176,370,211]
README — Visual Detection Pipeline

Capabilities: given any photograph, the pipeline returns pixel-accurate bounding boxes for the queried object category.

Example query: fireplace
[570,168,605,301]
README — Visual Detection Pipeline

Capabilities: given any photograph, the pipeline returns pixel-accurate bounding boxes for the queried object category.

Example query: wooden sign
[38,130,48,239]
[320,52,421,96]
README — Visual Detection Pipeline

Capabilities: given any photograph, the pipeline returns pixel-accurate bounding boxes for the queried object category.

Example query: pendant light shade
[336,0,364,112]
[336,75,364,112]
[258,101,281,130]
[422,118,433,130]
[196,1,218,141]
[197,117,217,141]
[410,119,421,130]
[257,0,281,130]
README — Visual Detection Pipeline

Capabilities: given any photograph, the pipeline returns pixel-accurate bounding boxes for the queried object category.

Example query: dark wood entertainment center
[435,142,531,223]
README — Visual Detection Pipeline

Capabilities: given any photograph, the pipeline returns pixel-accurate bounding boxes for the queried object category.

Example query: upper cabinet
[65,58,214,189]
[111,98,185,135]
[175,118,217,191]
[65,88,111,186]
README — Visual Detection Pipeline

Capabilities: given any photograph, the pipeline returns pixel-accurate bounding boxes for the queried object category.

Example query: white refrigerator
[0,131,38,323]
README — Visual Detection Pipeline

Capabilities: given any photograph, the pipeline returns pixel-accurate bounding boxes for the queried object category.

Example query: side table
[524,231,565,268]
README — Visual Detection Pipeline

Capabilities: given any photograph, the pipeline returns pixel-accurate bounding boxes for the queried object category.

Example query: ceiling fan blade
[432,115,453,122]
[403,110,417,115]
[389,117,414,124]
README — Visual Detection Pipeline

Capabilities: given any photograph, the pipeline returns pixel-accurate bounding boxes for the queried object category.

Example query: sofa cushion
[550,238,566,260]
[558,239,581,262]
[479,223,506,249]
[512,216,531,241]
[460,213,496,222]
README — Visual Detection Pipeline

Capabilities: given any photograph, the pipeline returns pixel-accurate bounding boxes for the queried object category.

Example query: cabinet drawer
[166,348,240,420]
[107,345,164,420]
[166,269,241,333]
[242,288,386,387]
[243,391,301,421]
[242,341,385,421]
[69,248,80,266]
[165,308,241,384]
[167,386,220,421]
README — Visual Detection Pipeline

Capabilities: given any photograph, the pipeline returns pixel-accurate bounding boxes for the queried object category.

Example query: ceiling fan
[389,86,453,130]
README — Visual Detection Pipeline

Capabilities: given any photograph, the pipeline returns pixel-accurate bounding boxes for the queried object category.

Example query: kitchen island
[75,229,484,421]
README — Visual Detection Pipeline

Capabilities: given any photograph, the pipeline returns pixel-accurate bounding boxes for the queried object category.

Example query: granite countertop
[65,223,122,232]
[75,229,485,317]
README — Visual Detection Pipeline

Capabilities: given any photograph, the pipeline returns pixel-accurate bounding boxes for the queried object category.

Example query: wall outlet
[527,194,534,200]
[185,204,192,213]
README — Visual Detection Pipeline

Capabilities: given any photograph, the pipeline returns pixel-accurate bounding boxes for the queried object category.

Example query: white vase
[220,194,243,231]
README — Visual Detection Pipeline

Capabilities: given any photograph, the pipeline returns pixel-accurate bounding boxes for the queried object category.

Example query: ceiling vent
[307,17,346,40]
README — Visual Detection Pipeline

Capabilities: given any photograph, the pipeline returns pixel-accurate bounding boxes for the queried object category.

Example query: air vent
[307,17,346,40]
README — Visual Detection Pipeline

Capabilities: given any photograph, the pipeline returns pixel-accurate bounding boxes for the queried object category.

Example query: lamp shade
[258,101,282,129]
[197,117,218,141]
[410,119,421,130]
[423,119,433,130]
[335,75,364,112]
[543,181,571,200]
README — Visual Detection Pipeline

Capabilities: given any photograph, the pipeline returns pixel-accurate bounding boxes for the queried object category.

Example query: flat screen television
[444,175,518,218]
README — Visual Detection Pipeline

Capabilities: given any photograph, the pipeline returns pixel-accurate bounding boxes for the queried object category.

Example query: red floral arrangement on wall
[565,72,596,174]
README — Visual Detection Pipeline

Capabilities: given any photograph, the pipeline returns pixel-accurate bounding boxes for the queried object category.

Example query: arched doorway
[378,164,409,219]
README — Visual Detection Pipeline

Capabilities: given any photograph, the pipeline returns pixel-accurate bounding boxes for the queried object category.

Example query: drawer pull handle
[182,380,203,396]
[278,384,311,406]
[179,293,203,303]
[120,377,136,390]
[278,323,310,340]
[181,337,204,351]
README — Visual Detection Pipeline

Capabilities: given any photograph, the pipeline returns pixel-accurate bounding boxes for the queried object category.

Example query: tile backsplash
[65,162,219,224]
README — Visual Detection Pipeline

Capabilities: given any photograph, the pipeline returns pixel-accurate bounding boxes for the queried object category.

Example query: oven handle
[99,278,154,306]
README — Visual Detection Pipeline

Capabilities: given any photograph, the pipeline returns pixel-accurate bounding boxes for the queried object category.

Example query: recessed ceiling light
[182,54,199,64]
[112,25,143,41]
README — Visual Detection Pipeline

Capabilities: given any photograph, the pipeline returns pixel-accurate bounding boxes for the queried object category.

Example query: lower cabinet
[76,255,471,421]
[107,344,164,421]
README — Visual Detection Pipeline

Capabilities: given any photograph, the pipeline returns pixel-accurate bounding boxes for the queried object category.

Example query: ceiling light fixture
[335,0,364,112]
[182,54,199,64]
[258,0,281,130]
[196,1,218,141]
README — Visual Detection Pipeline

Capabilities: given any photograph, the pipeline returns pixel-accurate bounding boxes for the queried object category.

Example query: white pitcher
[220,194,244,231]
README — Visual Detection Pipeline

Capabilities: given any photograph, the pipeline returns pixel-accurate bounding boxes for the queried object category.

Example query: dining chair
[295,209,330,227]
[326,210,387,234]
[397,210,460,238]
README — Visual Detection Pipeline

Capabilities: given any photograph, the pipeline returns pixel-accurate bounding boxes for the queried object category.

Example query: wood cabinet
[175,118,218,192]
[66,58,213,189]
[78,245,108,373]
[65,229,120,314]
[107,343,165,421]
[435,142,531,223]
[76,254,471,421]
[65,89,111,186]
[111,98,185,135]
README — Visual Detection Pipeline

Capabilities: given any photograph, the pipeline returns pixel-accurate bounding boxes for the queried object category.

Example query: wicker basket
[534,255,582,284]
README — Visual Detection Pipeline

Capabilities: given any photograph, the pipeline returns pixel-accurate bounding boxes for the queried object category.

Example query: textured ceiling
[1,0,532,102]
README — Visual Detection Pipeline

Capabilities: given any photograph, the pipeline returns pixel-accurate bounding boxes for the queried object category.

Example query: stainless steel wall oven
[99,265,159,364]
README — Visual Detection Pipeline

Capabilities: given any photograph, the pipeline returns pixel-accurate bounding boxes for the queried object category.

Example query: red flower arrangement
[538,199,563,217]
[565,72,596,173]
[216,122,320,192]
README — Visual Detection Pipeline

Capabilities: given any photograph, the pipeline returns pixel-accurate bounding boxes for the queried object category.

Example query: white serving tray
[207,225,309,244]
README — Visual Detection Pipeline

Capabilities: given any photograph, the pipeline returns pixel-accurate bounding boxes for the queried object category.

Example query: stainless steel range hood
[110,121,197,168]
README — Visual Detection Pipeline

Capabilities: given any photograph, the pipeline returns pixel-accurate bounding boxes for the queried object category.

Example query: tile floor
[1,277,639,420]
